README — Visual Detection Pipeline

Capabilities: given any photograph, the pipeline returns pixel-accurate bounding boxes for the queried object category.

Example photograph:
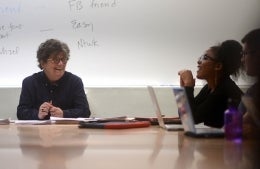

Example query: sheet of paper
[0,118,10,125]
[13,116,131,125]
[49,117,98,124]
[50,116,132,124]
[50,116,96,122]
[14,120,52,125]
[50,116,129,122]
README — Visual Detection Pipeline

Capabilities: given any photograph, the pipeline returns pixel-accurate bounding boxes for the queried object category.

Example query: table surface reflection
[0,124,259,169]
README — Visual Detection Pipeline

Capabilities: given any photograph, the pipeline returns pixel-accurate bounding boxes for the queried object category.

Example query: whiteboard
[1,0,260,87]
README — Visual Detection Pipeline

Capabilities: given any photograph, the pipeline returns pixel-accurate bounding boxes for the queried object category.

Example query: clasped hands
[38,101,63,119]
[178,69,196,87]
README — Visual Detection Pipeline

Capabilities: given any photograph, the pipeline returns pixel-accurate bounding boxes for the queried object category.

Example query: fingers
[178,69,188,75]
[40,106,48,113]
[49,107,63,117]
[178,69,192,76]
[39,103,52,113]
[178,69,195,87]
[38,101,63,118]
[38,107,49,119]
[38,102,53,119]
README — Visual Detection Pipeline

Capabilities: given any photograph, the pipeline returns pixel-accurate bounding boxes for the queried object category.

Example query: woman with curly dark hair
[178,40,244,128]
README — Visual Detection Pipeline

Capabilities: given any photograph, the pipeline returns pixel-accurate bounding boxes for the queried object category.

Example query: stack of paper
[0,118,10,125]
[14,120,52,125]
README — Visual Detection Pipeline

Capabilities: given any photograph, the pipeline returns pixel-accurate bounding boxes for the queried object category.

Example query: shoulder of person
[223,77,238,86]
[22,71,42,82]
[219,77,242,91]
[64,71,83,82]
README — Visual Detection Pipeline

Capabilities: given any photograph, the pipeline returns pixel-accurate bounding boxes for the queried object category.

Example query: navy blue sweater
[17,71,91,120]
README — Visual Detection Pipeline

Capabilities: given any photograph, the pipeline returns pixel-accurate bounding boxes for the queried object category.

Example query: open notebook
[172,87,224,138]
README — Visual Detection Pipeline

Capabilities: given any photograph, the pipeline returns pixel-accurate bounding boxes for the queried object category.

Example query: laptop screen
[172,87,196,133]
[147,86,166,128]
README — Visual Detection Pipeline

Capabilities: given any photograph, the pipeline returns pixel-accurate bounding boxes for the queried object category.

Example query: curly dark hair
[210,40,243,78]
[37,39,70,69]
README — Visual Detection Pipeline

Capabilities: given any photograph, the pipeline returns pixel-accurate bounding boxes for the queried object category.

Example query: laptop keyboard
[196,127,224,133]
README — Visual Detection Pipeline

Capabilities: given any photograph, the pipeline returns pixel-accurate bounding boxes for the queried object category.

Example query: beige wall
[0,86,248,120]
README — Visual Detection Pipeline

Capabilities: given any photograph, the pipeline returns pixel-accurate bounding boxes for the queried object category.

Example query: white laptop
[147,86,183,131]
[172,87,224,138]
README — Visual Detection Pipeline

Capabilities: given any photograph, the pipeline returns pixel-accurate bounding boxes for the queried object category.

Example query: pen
[48,100,52,115]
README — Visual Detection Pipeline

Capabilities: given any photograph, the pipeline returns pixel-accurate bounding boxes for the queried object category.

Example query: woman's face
[196,49,219,81]
[41,52,68,82]
[242,43,260,77]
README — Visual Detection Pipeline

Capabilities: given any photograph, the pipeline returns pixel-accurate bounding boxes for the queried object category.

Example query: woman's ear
[214,62,223,71]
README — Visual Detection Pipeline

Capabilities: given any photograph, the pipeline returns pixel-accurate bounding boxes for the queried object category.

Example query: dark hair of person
[37,39,70,69]
[210,40,243,78]
[241,28,260,48]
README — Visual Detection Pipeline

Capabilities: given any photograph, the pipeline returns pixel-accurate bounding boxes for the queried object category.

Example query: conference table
[0,123,258,169]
